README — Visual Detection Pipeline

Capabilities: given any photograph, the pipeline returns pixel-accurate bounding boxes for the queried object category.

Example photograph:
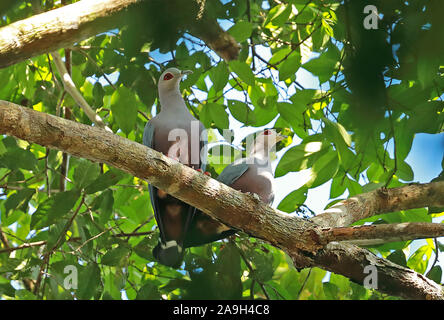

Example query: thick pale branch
[0,0,239,69]
[321,222,444,244]
[308,242,443,300]
[0,0,140,68]
[312,185,444,228]
[0,101,442,299]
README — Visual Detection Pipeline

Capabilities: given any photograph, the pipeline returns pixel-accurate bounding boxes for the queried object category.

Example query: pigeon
[183,129,286,248]
[143,67,207,268]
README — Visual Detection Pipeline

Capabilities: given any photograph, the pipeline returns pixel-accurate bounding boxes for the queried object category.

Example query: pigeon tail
[152,239,184,268]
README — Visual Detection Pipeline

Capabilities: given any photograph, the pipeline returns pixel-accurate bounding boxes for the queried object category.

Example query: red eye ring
[163,73,174,81]
[264,129,272,135]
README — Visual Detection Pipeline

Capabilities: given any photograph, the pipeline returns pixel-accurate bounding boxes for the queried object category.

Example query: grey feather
[216,160,249,186]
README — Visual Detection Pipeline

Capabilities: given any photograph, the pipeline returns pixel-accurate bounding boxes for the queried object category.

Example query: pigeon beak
[181,70,193,76]
[276,134,287,142]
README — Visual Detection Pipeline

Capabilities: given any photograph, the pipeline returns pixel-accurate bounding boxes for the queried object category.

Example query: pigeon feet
[196,168,211,176]
[246,192,261,202]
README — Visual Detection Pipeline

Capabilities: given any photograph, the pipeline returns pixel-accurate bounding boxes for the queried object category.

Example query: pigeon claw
[204,171,211,177]
[246,192,261,202]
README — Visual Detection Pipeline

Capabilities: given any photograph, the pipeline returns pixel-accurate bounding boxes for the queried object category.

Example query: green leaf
[228,21,253,43]
[277,102,305,131]
[367,162,384,182]
[93,82,105,107]
[394,118,414,162]
[323,282,339,300]
[277,187,308,213]
[216,243,241,276]
[98,189,114,225]
[229,60,255,86]
[15,290,37,300]
[407,245,433,274]
[330,175,347,198]
[110,86,138,135]
[386,250,407,267]
[278,52,301,81]
[134,236,157,261]
[227,100,255,125]
[323,119,355,169]
[74,159,101,189]
[0,148,37,170]
[324,118,351,146]
[307,150,339,188]
[427,266,442,284]
[77,263,101,300]
[31,190,81,229]
[275,141,326,177]
[249,104,277,127]
[209,62,229,92]
[264,3,292,28]
[84,169,125,194]
[248,249,274,283]
[136,282,161,300]
[208,103,229,129]
[269,47,292,66]
[302,44,339,84]
[101,246,131,266]
[4,188,35,217]
[397,160,414,182]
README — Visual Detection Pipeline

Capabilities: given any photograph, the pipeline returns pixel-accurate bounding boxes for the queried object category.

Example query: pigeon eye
[163,73,174,81]
[264,130,272,135]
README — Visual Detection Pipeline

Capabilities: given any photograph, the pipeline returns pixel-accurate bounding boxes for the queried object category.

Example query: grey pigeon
[183,129,285,248]
[143,67,207,268]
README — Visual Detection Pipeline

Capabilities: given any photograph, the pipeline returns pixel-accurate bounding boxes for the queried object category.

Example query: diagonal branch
[51,51,112,132]
[0,100,443,299]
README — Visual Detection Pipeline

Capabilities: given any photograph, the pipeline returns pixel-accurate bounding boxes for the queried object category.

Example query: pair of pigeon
[143,68,285,268]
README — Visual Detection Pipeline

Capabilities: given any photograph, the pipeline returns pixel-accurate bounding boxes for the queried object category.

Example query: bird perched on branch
[143,67,207,268]
[183,129,286,248]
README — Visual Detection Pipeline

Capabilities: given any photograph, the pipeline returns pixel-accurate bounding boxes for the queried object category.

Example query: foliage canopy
[0,0,443,300]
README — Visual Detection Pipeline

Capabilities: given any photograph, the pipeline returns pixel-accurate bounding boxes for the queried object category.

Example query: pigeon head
[158,67,192,93]
[250,129,286,156]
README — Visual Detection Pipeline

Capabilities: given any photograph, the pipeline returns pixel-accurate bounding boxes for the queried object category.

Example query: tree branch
[0,0,239,69]
[0,241,47,254]
[308,242,443,300]
[0,0,140,68]
[312,185,444,228]
[321,222,444,244]
[0,100,442,299]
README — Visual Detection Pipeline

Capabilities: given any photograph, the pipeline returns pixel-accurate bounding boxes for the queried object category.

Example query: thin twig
[51,51,112,132]
[297,268,312,299]
[232,240,270,300]
[0,241,46,254]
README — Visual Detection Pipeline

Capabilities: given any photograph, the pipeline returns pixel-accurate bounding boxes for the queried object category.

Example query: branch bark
[312,184,444,228]
[0,101,442,300]
[0,0,239,69]
[321,222,444,244]
[309,242,443,300]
